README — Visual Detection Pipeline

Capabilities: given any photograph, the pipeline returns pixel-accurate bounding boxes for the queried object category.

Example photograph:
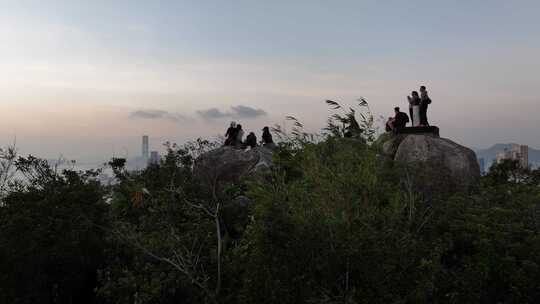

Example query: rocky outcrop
[377,132,480,193]
[193,146,274,188]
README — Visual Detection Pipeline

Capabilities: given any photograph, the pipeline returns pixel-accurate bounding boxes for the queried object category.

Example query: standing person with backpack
[419,85,431,126]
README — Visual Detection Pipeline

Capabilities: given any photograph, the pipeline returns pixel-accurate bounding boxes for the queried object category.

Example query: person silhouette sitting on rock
[261,126,273,145]
[245,132,257,149]
[224,121,237,146]
[391,107,409,132]
[385,117,394,132]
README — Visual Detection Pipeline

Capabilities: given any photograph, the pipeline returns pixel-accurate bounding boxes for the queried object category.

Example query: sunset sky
[1,0,539,162]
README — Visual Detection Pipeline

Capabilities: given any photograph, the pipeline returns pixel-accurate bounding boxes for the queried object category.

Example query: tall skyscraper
[149,151,160,165]
[520,145,529,169]
[478,157,485,175]
[142,135,149,160]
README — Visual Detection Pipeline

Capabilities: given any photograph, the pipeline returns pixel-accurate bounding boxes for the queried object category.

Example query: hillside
[2,102,540,303]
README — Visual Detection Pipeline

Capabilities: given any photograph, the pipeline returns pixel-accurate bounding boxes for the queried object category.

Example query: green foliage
[324,98,375,142]
[484,158,540,186]
[0,155,107,304]
[425,174,540,302]
[229,111,540,303]
[237,137,434,303]
[98,143,218,304]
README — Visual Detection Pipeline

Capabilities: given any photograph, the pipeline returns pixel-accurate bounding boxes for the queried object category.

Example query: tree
[0,155,108,304]
[99,140,233,304]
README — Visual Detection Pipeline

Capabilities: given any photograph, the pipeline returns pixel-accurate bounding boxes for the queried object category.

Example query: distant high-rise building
[520,145,529,169]
[495,150,507,164]
[149,151,160,165]
[142,135,149,160]
[478,157,485,175]
[496,144,529,169]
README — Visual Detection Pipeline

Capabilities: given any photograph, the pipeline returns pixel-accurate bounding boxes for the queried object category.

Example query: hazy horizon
[2,1,539,163]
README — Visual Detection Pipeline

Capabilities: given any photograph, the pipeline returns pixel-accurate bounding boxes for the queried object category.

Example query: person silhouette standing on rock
[407,91,421,127]
[419,85,431,126]
[224,121,237,146]
[235,124,245,147]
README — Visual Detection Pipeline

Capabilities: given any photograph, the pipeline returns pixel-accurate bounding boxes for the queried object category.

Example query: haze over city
[1,0,539,163]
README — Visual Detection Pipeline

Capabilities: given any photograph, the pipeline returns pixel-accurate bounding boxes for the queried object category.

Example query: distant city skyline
[477,143,540,172]
[1,1,539,162]
[495,144,529,169]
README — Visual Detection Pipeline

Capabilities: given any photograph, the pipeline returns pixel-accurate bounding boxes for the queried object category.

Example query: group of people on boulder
[386,85,432,132]
[224,122,273,149]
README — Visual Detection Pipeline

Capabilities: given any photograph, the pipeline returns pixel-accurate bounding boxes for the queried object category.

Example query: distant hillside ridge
[475,143,540,169]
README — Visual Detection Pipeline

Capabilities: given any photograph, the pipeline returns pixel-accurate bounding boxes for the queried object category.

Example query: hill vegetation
[1,104,540,303]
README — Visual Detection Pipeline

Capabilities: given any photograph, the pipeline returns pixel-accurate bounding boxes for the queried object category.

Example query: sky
[1,0,539,163]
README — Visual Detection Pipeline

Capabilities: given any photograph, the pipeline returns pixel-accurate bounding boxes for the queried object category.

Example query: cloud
[130,105,267,123]
[129,109,189,122]
[197,105,267,120]
[231,105,267,118]
[196,108,231,120]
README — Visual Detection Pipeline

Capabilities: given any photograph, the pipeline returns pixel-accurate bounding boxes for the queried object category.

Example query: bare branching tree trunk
[214,202,222,295]
[0,145,18,204]
[179,193,222,298]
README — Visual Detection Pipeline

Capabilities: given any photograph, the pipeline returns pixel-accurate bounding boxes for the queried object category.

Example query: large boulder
[378,132,480,193]
[194,147,272,239]
[194,146,273,189]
